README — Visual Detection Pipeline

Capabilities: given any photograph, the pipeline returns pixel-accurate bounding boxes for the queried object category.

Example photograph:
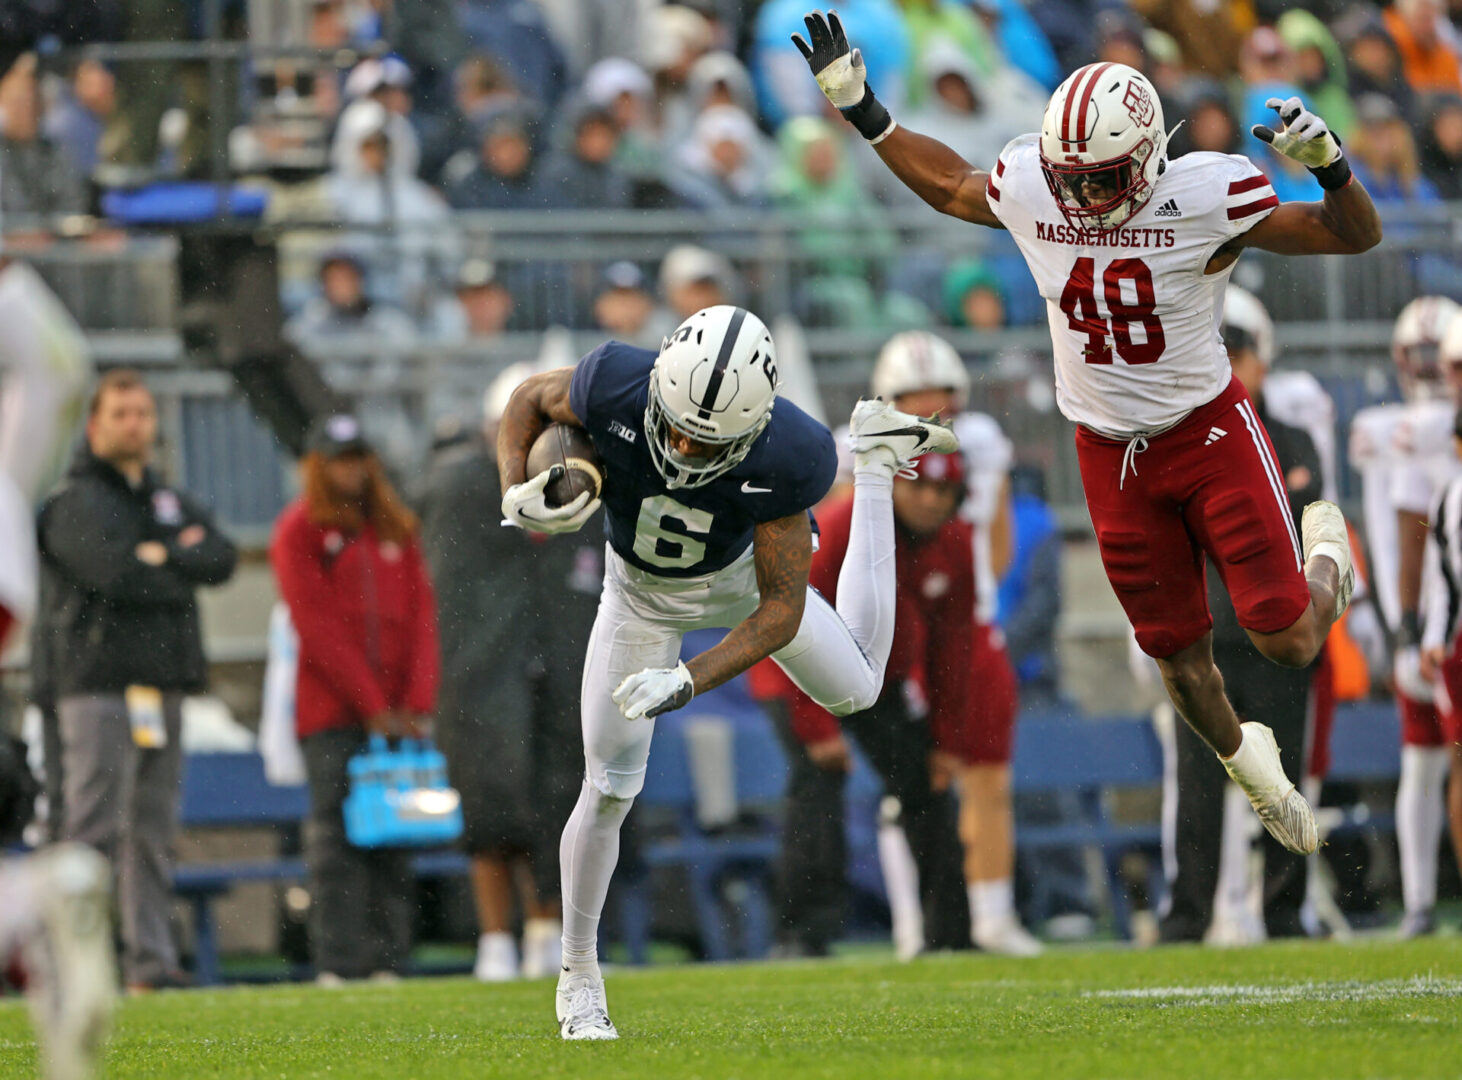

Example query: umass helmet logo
[1123,80,1154,126]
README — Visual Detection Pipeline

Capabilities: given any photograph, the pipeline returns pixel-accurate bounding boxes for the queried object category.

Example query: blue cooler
[343,735,464,848]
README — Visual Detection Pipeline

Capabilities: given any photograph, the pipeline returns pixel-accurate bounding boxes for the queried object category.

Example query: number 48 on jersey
[1059,256,1166,366]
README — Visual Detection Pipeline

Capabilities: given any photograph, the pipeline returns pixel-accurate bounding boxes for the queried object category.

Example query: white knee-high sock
[876,818,923,960]
[1213,783,1258,929]
[837,464,897,681]
[559,781,633,973]
[1396,745,1450,915]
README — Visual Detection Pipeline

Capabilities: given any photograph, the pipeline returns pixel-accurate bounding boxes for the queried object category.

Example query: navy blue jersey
[569,341,837,577]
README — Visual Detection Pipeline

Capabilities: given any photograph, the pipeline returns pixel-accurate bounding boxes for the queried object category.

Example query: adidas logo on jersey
[1205,426,1227,445]
[1152,199,1182,219]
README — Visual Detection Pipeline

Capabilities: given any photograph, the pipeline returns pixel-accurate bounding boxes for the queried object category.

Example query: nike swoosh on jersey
[741,481,773,493]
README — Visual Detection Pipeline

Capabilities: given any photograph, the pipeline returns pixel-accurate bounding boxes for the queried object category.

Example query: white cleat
[556,968,618,1041]
[1221,722,1318,856]
[20,845,117,1080]
[473,932,519,983]
[520,918,562,980]
[973,915,1044,957]
[848,398,959,477]
[1301,500,1354,620]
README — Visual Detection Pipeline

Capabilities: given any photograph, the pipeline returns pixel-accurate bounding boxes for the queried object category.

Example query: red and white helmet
[1392,295,1460,402]
[871,331,970,409]
[1039,63,1167,232]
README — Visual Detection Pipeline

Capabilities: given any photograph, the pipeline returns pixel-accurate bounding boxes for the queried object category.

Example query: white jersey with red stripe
[1263,370,1338,502]
[987,135,1280,439]
[1349,403,1407,629]
[1393,399,1458,517]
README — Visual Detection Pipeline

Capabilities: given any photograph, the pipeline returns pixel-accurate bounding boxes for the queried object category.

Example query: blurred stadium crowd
[3,0,1462,340]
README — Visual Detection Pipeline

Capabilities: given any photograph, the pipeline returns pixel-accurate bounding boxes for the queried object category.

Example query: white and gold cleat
[1221,722,1318,856]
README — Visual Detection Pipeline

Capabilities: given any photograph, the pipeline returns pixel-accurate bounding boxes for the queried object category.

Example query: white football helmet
[645,305,778,488]
[871,331,970,409]
[1392,296,1460,402]
[1039,62,1168,232]
[1221,286,1275,367]
[1437,309,1462,398]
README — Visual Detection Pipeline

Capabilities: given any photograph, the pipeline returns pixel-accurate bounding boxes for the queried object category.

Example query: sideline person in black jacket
[36,368,236,990]
[1159,289,1323,945]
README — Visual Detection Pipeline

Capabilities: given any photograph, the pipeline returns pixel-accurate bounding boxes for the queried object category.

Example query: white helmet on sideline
[871,331,970,408]
[1221,286,1276,367]
[1392,296,1460,402]
[1039,62,1167,232]
[645,305,778,488]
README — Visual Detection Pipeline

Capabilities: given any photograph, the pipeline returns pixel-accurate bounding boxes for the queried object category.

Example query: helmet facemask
[1040,135,1160,232]
[644,375,772,489]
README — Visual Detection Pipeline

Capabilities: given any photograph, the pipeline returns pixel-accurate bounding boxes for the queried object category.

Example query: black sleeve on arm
[40,487,194,606]
[166,496,239,585]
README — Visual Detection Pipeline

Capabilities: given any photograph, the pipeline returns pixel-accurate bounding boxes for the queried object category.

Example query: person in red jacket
[270,414,440,983]
[753,449,1038,956]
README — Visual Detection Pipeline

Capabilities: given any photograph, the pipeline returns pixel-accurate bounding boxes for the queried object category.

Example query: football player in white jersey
[0,257,114,1080]
[865,331,1041,955]
[796,10,1383,857]
[1418,393,1462,912]
[1383,298,1462,936]
[498,306,958,1038]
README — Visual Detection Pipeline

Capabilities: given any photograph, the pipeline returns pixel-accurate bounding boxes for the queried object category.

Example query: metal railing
[10,206,1449,534]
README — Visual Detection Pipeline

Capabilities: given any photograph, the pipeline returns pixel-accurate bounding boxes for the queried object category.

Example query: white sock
[837,467,896,682]
[877,819,923,958]
[1213,783,1256,926]
[1396,745,1449,914]
[559,781,632,974]
[969,879,1015,934]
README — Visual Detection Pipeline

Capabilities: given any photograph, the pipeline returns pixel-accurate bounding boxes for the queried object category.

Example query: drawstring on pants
[1119,436,1149,491]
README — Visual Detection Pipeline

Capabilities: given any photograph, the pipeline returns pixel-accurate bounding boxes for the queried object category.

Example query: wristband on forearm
[840,86,896,143]
[1309,155,1352,191]
[1399,609,1421,648]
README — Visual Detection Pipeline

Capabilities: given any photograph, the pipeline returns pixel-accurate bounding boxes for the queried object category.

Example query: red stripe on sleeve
[1227,173,1270,196]
[986,179,1001,202]
[994,159,1005,178]
[1226,194,1280,220]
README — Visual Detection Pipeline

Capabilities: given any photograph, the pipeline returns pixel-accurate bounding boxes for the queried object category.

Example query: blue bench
[176,753,466,985]
[1011,708,1166,937]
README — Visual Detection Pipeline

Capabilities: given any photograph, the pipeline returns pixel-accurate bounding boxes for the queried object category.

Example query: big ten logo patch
[1123,79,1154,127]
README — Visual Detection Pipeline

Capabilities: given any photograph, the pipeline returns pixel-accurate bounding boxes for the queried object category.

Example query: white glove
[1394,645,1436,703]
[500,466,599,534]
[1251,97,1342,169]
[792,10,868,109]
[612,661,695,720]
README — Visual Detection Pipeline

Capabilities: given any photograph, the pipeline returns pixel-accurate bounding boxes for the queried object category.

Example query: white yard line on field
[1086,975,1462,1006]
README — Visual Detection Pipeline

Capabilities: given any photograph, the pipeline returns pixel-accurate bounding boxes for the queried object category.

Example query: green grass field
[2,938,1460,1079]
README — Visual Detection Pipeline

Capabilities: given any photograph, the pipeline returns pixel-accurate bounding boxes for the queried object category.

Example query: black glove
[792,10,895,142]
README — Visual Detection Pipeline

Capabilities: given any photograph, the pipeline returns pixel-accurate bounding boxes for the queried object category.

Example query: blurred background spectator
[284,250,417,347]
[38,369,237,991]
[0,54,87,220]
[270,415,439,984]
[417,368,600,982]
[592,261,671,348]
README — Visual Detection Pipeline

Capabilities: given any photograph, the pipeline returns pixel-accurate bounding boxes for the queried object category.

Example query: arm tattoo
[685,514,811,695]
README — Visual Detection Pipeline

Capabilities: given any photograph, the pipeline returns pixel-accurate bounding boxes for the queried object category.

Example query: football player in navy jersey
[497,305,957,1039]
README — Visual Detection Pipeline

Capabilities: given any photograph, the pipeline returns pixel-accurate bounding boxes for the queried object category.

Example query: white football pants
[558,469,896,967]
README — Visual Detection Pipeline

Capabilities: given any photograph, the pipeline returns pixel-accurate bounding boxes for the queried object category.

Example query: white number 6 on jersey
[633,494,713,569]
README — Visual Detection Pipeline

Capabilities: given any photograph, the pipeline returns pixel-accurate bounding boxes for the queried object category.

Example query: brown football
[525,423,604,508]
